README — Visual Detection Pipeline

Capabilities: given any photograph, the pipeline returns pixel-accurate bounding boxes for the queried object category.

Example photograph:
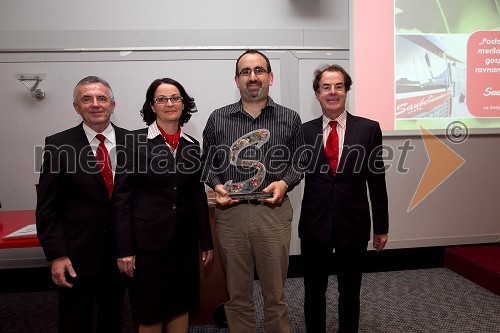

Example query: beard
[244,85,263,100]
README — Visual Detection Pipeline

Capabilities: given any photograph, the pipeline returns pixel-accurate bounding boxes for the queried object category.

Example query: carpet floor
[0,268,498,332]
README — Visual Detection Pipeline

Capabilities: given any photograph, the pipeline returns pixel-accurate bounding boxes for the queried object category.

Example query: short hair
[140,78,197,127]
[312,64,353,92]
[73,76,114,103]
[235,49,272,76]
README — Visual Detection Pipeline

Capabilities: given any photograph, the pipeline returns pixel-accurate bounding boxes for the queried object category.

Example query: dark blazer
[113,128,213,258]
[36,123,128,278]
[299,113,389,248]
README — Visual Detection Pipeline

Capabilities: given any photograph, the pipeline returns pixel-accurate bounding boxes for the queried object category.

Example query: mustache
[246,80,261,86]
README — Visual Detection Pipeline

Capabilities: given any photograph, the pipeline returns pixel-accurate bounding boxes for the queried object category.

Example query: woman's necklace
[158,125,181,150]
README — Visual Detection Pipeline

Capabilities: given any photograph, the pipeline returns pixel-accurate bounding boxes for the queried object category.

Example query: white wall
[0,0,498,256]
[0,0,348,50]
[0,0,347,31]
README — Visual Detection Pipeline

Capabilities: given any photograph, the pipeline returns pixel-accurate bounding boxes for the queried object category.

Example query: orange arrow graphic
[408,126,465,212]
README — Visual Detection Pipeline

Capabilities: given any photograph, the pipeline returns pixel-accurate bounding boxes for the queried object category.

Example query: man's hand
[372,233,388,252]
[214,185,239,206]
[117,256,136,277]
[50,256,77,288]
[262,180,288,205]
[201,250,214,267]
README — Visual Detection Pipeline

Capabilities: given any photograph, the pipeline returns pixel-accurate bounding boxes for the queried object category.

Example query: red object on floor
[444,245,500,296]
[0,210,40,249]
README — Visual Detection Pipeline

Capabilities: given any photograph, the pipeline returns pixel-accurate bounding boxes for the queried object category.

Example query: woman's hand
[117,255,136,277]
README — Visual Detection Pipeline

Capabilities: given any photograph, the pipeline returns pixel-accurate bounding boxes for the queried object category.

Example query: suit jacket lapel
[149,134,165,147]
[312,116,327,163]
[113,125,128,184]
[342,112,359,146]
[174,137,183,161]
[337,112,359,179]
[113,125,127,147]
[73,123,100,175]
[150,134,174,157]
[73,123,105,187]
[72,123,91,153]
[148,134,176,172]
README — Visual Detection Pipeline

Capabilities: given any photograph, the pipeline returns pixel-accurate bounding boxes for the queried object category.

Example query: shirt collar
[147,121,193,143]
[232,97,276,115]
[322,111,347,131]
[83,122,115,144]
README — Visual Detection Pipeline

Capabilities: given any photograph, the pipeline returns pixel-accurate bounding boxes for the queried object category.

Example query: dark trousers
[58,254,125,333]
[301,239,367,333]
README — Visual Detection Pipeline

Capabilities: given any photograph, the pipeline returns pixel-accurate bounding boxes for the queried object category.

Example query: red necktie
[325,121,339,175]
[96,134,113,199]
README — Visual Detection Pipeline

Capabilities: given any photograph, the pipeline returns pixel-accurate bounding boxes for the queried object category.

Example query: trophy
[225,129,273,200]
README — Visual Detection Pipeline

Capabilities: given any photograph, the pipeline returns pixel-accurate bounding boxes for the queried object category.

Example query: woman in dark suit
[114,78,214,333]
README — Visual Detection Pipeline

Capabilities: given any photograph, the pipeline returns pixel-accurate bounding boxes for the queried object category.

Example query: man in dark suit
[36,76,128,333]
[299,64,389,333]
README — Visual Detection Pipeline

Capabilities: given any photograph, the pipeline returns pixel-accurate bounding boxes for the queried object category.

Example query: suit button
[172,204,177,209]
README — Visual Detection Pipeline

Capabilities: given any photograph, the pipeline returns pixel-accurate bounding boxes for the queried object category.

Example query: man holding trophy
[202,49,304,333]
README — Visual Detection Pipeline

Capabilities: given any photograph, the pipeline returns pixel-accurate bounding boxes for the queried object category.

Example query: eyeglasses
[320,83,345,92]
[237,67,268,77]
[153,96,183,104]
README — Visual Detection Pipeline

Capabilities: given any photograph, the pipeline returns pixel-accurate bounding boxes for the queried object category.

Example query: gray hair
[73,76,115,103]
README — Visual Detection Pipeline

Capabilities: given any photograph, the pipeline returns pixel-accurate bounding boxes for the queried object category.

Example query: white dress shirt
[322,111,347,160]
[83,122,117,178]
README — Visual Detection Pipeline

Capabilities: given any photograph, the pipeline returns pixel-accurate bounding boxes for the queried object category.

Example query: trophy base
[228,192,273,200]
